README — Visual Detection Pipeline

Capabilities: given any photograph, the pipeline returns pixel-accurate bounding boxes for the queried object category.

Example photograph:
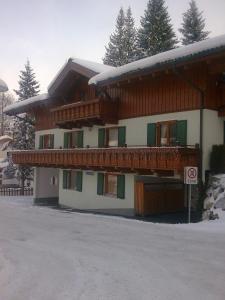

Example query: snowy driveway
[0,197,225,300]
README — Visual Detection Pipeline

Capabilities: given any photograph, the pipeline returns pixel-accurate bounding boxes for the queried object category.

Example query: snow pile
[89,34,225,85]
[203,174,225,220]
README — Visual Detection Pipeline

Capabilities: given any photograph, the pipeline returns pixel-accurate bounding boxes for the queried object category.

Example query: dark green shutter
[77,131,83,148]
[98,128,105,148]
[117,175,125,199]
[118,127,126,147]
[147,123,156,146]
[170,123,177,146]
[64,132,69,148]
[39,135,44,149]
[176,120,187,146]
[224,121,225,144]
[63,170,67,189]
[97,173,104,195]
[50,135,54,148]
[76,171,83,192]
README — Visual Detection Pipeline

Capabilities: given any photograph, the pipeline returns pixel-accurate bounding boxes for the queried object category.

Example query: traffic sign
[184,167,198,185]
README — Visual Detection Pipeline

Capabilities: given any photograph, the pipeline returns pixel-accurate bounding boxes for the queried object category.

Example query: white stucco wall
[35,110,201,149]
[34,167,59,199]
[58,170,135,215]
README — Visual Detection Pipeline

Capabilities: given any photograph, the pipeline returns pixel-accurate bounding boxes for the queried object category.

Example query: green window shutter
[76,171,83,192]
[39,135,44,149]
[50,135,54,148]
[176,120,187,146]
[224,121,225,144]
[63,170,67,189]
[147,123,156,146]
[77,131,83,148]
[117,175,125,199]
[64,132,69,148]
[118,126,126,147]
[98,128,105,148]
[170,123,177,146]
[97,173,104,195]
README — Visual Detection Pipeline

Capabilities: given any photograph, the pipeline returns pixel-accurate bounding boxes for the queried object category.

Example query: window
[50,176,57,186]
[98,127,126,147]
[79,90,86,101]
[39,134,54,149]
[64,131,83,148]
[105,174,117,196]
[108,128,118,147]
[63,170,82,192]
[158,121,177,146]
[97,173,125,199]
[147,120,187,147]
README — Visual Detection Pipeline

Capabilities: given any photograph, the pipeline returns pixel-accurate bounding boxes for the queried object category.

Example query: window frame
[64,131,83,148]
[63,170,82,191]
[106,127,119,147]
[39,134,54,149]
[104,173,118,197]
[156,120,177,147]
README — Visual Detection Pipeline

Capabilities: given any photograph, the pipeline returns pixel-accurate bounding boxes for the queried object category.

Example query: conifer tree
[123,7,139,64]
[103,8,126,66]
[138,0,178,58]
[179,0,210,45]
[13,60,40,193]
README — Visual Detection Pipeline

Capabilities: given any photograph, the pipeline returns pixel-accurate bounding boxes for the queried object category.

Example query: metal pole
[188,184,192,223]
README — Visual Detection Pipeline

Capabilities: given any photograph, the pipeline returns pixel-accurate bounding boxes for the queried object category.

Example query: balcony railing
[51,98,118,128]
[11,147,199,175]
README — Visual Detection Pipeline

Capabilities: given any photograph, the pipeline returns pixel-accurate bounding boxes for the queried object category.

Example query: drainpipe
[172,67,205,188]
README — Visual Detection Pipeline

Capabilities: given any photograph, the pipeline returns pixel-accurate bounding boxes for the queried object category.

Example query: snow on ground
[0,197,225,300]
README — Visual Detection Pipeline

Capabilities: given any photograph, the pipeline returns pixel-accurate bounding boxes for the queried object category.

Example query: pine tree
[14,60,40,100]
[13,60,40,193]
[123,7,139,64]
[103,8,126,67]
[138,0,178,58]
[179,0,210,45]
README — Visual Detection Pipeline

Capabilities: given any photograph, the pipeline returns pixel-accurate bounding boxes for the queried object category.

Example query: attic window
[80,90,86,101]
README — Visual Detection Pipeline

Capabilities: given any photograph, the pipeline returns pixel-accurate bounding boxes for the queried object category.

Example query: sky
[0,0,225,97]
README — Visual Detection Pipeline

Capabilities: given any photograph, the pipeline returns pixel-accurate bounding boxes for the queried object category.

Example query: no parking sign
[184,167,198,185]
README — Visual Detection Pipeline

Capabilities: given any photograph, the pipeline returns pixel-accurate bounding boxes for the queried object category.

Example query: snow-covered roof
[48,58,114,95]
[4,93,50,115]
[0,135,12,142]
[89,34,225,86]
[71,58,114,74]
[0,159,8,168]
[0,78,8,92]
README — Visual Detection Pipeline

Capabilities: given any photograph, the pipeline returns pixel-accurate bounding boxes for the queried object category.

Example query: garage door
[135,182,184,216]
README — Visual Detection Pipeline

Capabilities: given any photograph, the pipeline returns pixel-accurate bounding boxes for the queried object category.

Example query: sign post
[184,167,198,223]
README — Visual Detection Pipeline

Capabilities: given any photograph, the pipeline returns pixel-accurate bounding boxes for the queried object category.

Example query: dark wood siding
[34,63,225,131]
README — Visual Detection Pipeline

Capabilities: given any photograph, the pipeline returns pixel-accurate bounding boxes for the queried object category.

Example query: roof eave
[91,45,225,87]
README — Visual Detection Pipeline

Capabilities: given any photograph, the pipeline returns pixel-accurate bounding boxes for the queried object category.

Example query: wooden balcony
[51,98,118,128]
[11,147,199,175]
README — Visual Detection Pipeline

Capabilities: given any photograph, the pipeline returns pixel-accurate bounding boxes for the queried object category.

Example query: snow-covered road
[0,197,225,300]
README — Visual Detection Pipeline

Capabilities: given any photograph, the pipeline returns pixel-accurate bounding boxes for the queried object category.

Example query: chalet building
[4,35,225,216]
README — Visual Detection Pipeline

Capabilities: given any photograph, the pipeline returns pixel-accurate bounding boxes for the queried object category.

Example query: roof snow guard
[89,34,225,86]
[48,58,114,96]
[4,93,50,116]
